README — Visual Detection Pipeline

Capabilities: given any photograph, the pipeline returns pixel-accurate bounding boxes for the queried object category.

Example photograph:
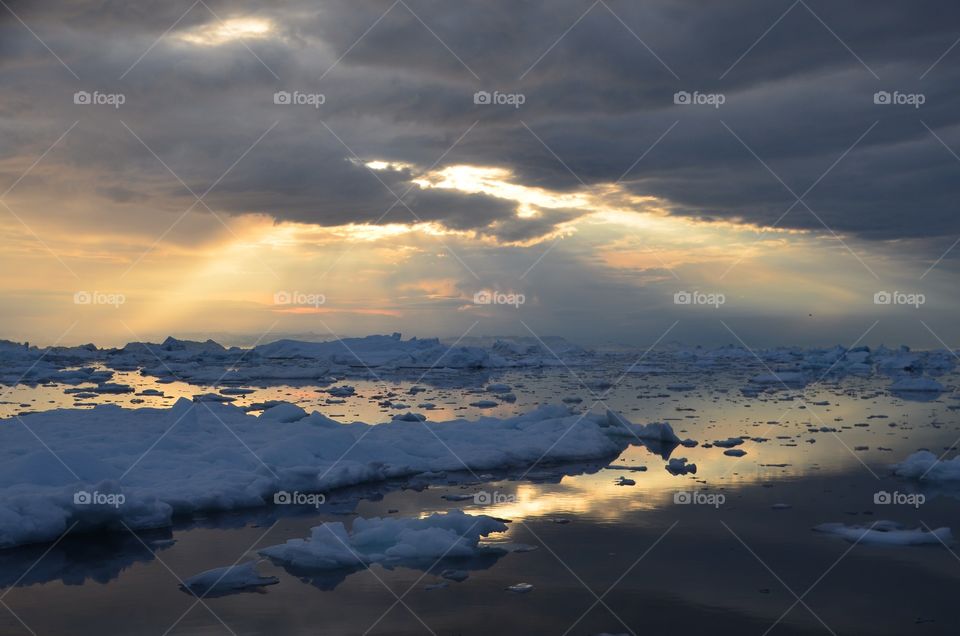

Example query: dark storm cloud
[3,0,960,244]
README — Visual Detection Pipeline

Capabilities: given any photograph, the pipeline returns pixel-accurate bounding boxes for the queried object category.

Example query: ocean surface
[1,355,958,635]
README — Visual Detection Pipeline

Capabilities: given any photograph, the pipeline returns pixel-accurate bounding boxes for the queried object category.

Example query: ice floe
[180,561,279,597]
[0,401,679,549]
[813,521,952,546]
[893,451,960,481]
[259,510,506,569]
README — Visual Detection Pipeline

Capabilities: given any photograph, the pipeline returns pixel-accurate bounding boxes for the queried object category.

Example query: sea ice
[258,510,507,569]
[180,561,279,597]
[813,521,952,546]
[0,401,679,549]
[893,451,960,481]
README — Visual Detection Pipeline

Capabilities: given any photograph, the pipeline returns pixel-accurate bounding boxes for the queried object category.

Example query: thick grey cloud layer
[3,0,960,244]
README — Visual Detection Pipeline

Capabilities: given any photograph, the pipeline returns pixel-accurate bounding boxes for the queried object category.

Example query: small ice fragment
[666,457,697,475]
[813,521,952,545]
[506,582,534,593]
[713,438,744,448]
[180,561,278,596]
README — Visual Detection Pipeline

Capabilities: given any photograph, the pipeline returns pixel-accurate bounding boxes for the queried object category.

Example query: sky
[1,0,960,349]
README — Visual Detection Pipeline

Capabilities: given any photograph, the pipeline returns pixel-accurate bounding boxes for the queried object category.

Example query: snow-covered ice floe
[892,451,960,481]
[813,521,952,546]
[0,401,680,549]
[259,510,506,570]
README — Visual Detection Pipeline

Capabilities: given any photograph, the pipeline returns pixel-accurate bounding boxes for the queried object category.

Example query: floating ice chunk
[259,510,507,570]
[506,582,534,593]
[470,400,498,408]
[713,438,744,448]
[193,393,235,403]
[180,561,278,597]
[893,451,960,481]
[666,458,697,475]
[813,521,952,546]
[327,386,356,397]
[605,464,647,472]
[614,476,636,486]
[440,569,469,582]
[220,388,254,396]
[486,383,512,393]
[259,403,308,423]
[723,449,747,457]
[603,411,681,444]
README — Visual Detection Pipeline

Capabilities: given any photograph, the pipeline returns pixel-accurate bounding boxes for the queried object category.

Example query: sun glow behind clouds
[175,17,273,46]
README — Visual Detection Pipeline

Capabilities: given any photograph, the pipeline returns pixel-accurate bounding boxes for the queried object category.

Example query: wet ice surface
[2,344,960,635]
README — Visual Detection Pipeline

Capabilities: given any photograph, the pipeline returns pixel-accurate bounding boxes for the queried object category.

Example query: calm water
[1,357,959,634]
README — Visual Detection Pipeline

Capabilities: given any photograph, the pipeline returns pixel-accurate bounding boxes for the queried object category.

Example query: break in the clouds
[3,0,960,244]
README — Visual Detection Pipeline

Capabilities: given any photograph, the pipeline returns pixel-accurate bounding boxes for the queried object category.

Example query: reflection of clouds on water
[0,530,174,590]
